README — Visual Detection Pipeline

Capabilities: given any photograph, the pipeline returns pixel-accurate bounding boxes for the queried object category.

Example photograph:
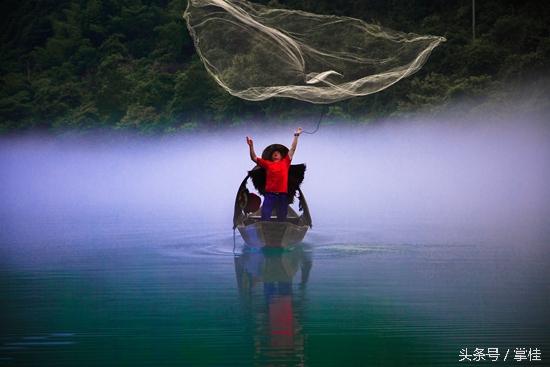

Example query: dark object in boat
[240,192,261,213]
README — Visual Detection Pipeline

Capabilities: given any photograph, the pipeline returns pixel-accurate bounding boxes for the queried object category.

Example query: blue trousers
[261,193,288,221]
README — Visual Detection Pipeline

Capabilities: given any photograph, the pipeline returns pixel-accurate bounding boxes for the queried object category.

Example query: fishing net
[183,0,445,104]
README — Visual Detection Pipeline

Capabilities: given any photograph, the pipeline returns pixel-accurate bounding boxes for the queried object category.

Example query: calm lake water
[1,126,549,366]
[1,217,549,366]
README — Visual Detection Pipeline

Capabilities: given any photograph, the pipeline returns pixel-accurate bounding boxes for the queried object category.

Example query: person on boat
[246,128,302,221]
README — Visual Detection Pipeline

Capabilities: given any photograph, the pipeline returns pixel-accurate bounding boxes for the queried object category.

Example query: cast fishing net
[184,0,445,104]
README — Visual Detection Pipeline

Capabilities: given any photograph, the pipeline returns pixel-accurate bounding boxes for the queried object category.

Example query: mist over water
[1,108,549,366]
[1,110,549,253]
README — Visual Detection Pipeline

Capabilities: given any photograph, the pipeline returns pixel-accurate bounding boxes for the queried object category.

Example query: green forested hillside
[1,0,549,133]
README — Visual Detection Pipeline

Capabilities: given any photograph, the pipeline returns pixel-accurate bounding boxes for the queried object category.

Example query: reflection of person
[234,246,312,362]
[246,128,303,221]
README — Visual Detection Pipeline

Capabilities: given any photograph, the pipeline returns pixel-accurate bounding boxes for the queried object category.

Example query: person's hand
[246,136,254,146]
[295,127,303,135]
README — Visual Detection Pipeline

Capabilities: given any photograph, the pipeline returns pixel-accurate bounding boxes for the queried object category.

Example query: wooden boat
[233,168,312,249]
[235,205,310,248]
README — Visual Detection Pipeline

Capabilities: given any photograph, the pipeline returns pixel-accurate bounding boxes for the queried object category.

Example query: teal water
[1,217,549,366]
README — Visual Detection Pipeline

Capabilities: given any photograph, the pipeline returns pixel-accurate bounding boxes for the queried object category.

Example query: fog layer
[1,112,549,249]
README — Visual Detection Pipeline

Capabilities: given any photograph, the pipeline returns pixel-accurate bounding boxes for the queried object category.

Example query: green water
[1,219,549,367]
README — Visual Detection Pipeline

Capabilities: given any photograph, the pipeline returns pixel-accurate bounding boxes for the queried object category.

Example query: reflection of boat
[233,145,312,248]
[234,246,313,291]
[234,245,313,362]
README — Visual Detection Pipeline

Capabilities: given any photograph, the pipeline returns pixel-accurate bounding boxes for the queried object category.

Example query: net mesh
[184,0,445,104]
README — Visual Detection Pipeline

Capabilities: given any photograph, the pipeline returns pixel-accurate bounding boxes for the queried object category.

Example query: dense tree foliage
[0,0,548,133]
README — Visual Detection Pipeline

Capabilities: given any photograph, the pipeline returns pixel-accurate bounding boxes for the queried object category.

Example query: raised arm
[246,136,258,163]
[288,127,302,160]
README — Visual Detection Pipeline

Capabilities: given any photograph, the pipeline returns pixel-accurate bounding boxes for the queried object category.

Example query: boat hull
[237,221,308,248]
